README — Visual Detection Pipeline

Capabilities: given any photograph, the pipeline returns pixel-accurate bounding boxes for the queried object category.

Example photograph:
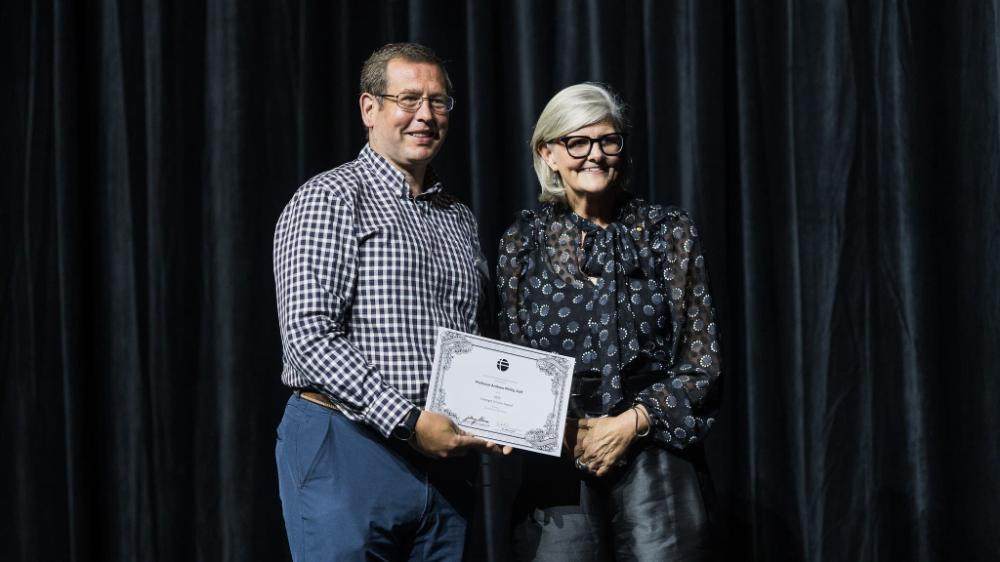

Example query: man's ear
[360,93,378,128]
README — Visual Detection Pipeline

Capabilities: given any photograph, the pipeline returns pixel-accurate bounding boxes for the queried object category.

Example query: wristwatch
[391,407,421,441]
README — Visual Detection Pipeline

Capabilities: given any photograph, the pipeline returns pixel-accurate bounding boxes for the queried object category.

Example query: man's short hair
[359,42,453,98]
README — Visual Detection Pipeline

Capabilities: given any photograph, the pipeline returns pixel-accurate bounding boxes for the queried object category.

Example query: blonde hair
[530,83,627,203]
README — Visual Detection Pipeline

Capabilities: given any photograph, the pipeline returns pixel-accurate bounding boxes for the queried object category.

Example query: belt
[569,371,667,417]
[296,390,339,411]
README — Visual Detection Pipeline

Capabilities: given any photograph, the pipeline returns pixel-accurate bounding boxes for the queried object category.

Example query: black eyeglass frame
[554,133,626,159]
[378,93,456,114]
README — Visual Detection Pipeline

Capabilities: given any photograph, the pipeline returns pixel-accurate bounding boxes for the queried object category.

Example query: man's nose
[415,98,436,121]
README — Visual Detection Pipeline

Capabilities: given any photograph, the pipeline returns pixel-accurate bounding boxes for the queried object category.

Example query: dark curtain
[4,0,999,560]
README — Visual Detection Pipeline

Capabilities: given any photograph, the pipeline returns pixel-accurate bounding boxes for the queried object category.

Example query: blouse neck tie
[571,217,641,278]
[567,211,643,411]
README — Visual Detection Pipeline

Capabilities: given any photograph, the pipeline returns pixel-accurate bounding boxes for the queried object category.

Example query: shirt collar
[359,144,444,200]
[545,191,636,227]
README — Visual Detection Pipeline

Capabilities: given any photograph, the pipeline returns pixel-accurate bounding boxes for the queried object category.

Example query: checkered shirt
[273,145,488,437]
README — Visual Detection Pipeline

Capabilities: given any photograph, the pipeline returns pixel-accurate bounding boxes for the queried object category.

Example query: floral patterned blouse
[496,197,722,449]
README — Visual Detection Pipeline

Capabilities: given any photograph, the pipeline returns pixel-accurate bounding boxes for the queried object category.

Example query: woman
[496,83,721,561]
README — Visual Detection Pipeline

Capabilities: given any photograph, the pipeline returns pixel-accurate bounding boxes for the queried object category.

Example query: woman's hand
[573,407,650,477]
[563,418,589,457]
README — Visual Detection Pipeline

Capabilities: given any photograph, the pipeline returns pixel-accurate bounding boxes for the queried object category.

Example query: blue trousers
[276,393,471,561]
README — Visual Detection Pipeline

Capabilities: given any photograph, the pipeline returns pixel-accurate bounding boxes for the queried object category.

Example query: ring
[574,458,588,471]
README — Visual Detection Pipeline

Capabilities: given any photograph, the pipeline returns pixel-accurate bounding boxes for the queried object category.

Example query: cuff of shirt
[364,386,415,437]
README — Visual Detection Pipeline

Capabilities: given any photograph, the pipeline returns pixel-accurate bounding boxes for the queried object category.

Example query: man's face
[361,59,450,176]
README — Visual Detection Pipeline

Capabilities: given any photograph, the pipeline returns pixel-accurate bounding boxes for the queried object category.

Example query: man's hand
[574,407,648,477]
[410,410,513,458]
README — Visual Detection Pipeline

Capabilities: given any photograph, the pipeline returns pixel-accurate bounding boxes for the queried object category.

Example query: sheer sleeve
[635,211,722,449]
[495,212,537,347]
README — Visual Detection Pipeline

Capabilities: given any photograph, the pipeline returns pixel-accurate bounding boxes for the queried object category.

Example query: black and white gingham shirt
[273,145,488,437]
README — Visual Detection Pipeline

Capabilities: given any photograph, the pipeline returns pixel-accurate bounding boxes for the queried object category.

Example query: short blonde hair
[530,83,627,203]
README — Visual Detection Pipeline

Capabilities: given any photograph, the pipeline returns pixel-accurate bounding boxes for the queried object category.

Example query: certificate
[425,328,576,456]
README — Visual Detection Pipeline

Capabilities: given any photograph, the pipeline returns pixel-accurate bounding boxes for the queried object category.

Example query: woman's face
[539,120,623,202]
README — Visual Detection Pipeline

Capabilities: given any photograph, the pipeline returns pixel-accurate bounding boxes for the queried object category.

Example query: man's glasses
[555,133,625,159]
[379,93,455,114]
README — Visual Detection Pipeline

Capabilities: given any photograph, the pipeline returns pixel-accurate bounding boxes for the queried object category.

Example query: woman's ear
[538,144,557,171]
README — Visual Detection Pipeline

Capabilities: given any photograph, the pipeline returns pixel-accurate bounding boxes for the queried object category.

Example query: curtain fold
[4,1,998,560]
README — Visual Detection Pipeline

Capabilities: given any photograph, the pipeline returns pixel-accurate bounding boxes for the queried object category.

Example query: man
[273,43,510,561]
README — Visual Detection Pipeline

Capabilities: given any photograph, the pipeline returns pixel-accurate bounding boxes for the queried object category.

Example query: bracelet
[632,406,651,438]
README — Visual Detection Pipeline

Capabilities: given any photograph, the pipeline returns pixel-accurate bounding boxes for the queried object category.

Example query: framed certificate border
[426,328,575,456]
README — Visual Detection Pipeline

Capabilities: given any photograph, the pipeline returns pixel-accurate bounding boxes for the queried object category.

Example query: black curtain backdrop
[4,1,999,560]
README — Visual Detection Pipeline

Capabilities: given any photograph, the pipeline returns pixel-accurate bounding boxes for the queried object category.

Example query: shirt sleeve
[465,207,496,339]
[635,212,722,450]
[495,213,535,347]
[273,184,412,437]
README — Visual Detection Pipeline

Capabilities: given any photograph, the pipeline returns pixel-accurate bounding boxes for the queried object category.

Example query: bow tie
[573,218,640,278]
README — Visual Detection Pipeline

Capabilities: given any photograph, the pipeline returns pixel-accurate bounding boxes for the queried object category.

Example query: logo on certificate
[496,358,510,372]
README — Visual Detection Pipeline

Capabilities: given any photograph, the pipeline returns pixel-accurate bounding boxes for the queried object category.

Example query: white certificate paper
[425,328,576,456]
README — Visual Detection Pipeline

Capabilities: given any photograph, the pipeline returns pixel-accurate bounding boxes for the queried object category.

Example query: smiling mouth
[407,130,438,139]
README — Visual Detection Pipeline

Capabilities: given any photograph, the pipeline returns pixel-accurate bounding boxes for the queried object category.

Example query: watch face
[393,408,419,440]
